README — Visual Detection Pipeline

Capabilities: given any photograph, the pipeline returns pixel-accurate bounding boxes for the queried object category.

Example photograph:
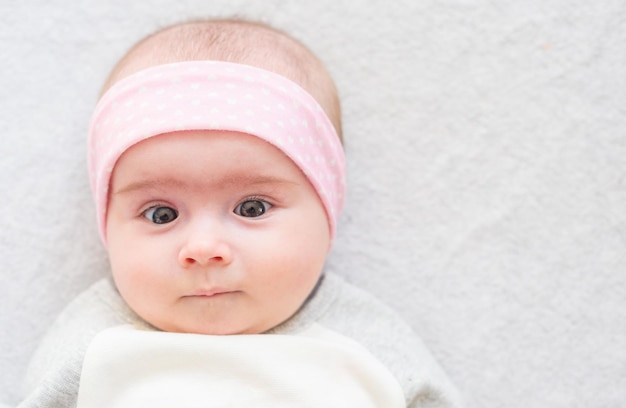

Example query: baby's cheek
[108,251,145,296]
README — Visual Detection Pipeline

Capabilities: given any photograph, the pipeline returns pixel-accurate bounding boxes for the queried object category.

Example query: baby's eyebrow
[114,179,184,195]
[114,174,298,195]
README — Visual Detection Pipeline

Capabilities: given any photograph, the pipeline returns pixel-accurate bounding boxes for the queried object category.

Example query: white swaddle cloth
[76,324,406,407]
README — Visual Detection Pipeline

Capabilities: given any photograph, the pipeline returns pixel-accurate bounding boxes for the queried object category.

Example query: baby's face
[105,130,330,335]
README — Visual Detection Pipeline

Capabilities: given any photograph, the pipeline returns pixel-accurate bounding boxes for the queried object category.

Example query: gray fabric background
[2,1,625,406]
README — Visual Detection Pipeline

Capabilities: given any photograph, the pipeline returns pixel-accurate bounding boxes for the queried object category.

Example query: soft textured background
[2,0,625,407]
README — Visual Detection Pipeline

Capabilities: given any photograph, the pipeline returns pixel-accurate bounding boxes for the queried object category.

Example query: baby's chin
[136,297,301,335]
[149,318,273,336]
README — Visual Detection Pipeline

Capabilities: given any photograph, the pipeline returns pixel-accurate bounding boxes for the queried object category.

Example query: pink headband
[88,61,346,244]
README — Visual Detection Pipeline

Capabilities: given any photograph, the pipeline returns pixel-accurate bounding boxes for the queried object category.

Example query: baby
[19,19,463,407]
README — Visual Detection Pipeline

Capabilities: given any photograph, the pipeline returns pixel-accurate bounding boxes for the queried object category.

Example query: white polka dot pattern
[87,61,346,243]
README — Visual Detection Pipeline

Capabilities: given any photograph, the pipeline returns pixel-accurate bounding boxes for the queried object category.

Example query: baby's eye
[143,206,178,224]
[234,199,271,218]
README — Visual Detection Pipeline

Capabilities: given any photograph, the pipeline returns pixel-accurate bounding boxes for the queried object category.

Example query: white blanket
[76,325,405,407]
[1,1,625,407]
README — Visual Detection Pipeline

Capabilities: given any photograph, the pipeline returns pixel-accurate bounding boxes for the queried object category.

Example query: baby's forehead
[111,130,308,194]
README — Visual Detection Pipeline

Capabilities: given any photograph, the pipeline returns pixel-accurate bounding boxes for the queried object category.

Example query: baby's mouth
[185,288,238,298]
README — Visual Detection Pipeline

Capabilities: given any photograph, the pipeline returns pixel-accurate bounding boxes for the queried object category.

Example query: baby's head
[88,19,345,335]
[101,19,342,136]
